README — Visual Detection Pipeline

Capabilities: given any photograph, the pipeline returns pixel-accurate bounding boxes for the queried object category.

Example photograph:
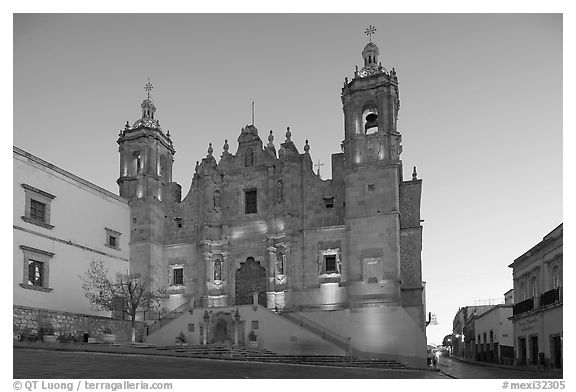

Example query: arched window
[552,266,560,290]
[133,151,142,174]
[214,259,222,281]
[519,283,526,301]
[530,277,538,298]
[276,251,284,275]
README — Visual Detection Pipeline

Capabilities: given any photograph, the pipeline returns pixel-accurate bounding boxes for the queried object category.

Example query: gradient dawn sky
[13,13,562,346]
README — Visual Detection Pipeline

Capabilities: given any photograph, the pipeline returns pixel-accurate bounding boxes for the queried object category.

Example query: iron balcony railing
[513,298,534,316]
[540,287,562,307]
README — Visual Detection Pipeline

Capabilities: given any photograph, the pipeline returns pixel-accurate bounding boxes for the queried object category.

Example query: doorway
[551,335,562,368]
[530,335,539,365]
[518,337,527,366]
[235,257,267,306]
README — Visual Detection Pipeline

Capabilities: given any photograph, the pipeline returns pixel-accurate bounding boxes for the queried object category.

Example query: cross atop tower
[314,160,325,177]
[365,25,376,43]
[144,77,153,100]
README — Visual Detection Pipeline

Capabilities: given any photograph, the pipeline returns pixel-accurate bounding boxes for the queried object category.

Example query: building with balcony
[509,223,562,369]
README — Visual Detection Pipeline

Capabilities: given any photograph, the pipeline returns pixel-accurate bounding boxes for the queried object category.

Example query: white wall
[13,147,130,316]
[474,306,513,347]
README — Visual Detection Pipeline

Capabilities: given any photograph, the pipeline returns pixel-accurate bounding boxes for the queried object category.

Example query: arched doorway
[235,257,267,306]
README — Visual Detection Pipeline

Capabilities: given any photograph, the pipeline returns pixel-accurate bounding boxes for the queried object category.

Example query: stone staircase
[277,308,351,354]
[150,344,408,369]
[146,301,191,336]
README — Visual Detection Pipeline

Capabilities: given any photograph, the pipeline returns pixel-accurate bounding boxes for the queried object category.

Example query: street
[437,356,562,379]
[13,349,563,379]
[13,349,445,379]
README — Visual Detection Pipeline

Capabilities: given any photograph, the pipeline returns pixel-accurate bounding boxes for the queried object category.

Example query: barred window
[21,184,55,229]
[28,260,44,287]
[325,255,337,273]
[173,267,184,286]
[30,200,46,222]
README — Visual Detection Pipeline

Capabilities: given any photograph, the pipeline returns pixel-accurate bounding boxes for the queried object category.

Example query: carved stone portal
[235,257,267,306]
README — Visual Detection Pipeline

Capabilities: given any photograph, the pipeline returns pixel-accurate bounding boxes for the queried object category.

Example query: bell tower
[341,26,401,167]
[340,27,407,309]
[117,79,175,201]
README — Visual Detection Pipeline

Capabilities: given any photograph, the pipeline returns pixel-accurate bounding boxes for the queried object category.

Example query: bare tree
[81,259,166,343]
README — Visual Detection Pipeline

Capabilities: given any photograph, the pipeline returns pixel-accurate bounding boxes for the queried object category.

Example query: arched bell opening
[362,108,379,134]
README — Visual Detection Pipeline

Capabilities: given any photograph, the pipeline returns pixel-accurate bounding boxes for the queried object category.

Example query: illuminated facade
[117,38,426,365]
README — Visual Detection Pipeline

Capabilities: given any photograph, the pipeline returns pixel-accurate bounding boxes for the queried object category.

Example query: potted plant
[247,330,258,348]
[102,327,116,344]
[175,332,188,346]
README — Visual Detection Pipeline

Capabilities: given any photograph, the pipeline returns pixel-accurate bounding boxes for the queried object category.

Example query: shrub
[175,332,188,344]
[57,332,80,343]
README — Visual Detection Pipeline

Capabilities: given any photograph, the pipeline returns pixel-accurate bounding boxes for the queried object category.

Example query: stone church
[116,37,426,365]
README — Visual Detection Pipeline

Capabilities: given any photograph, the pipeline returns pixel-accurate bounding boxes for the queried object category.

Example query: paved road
[13,349,447,379]
[437,356,563,379]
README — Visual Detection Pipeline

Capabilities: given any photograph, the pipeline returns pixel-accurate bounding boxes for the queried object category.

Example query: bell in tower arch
[364,112,378,133]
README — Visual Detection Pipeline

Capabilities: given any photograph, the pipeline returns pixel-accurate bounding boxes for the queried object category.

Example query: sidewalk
[449,355,562,377]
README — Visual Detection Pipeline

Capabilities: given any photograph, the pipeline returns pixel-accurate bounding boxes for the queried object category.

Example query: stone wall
[13,305,147,343]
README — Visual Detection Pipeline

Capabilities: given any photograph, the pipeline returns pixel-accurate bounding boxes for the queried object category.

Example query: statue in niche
[214,190,221,209]
[276,251,284,275]
[277,179,283,202]
[214,260,222,281]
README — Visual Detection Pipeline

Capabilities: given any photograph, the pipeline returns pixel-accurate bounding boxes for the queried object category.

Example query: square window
[245,189,257,214]
[173,267,184,286]
[325,255,337,273]
[108,235,117,248]
[367,184,375,192]
[19,245,53,292]
[30,199,46,222]
[252,320,259,329]
[21,184,55,229]
[105,228,121,250]
[324,197,334,209]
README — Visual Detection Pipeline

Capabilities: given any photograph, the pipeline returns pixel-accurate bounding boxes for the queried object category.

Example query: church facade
[117,38,426,365]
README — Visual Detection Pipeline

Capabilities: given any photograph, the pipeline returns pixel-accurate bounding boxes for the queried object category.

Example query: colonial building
[451,305,493,359]
[13,147,134,341]
[117,36,427,365]
[474,299,514,365]
[509,224,562,369]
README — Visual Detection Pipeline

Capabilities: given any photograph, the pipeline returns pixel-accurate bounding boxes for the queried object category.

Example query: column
[266,245,276,309]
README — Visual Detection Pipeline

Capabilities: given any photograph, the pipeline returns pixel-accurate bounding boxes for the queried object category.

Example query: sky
[12,13,563,347]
